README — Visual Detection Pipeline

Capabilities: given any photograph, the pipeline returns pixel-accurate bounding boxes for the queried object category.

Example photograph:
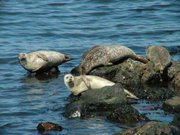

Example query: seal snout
[18,53,26,60]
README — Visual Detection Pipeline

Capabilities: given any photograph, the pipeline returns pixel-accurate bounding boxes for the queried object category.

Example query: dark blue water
[0,0,179,134]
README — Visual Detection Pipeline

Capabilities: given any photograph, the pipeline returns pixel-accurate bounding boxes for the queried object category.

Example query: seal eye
[66,76,69,80]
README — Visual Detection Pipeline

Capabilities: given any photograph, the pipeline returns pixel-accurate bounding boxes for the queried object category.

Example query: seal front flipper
[124,89,139,99]
[36,53,49,62]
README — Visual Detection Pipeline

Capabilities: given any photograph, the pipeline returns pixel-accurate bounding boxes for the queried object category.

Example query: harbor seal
[79,45,147,75]
[146,45,171,73]
[64,74,138,99]
[18,50,71,73]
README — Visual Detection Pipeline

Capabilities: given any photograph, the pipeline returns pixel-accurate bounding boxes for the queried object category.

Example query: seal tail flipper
[124,89,139,99]
[64,55,72,62]
[135,55,148,64]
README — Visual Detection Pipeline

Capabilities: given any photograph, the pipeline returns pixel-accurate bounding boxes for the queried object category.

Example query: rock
[168,62,180,94]
[107,104,149,124]
[90,59,144,86]
[90,58,166,86]
[163,96,180,113]
[168,62,180,79]
[173,73,180,95]
[129,84,174,101]
[116,121,180,135]
[71,47,180,97]
[37,122,63,133]
[141,62,161,83]
[88,59,175,100]
[171,114,180,128]
[64,84,132,118]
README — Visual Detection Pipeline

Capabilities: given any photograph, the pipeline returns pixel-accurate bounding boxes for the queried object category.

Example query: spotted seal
[146,45,171,73]
[79,45,147,75]
[18,50,71,73]
[64,74,138,99]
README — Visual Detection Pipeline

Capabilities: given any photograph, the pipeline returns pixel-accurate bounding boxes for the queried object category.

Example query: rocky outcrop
[116,121,180,135]
[168,62,180,95]
[64,83,148,124]
[71,46,179,100]
[107,105,149,124]
[68,45,179,133]
[64,84,128,118]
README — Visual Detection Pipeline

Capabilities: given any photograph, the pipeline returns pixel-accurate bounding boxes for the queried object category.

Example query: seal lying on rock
[64,74,138,99]
[78,45,147,75]
[146,45,171,74]
[18,50,71,73]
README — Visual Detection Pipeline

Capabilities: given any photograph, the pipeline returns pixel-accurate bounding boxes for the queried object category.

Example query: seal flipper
[64,55,72,62]
[36,53,49,62]
[124,89,139,99]
[107,62,113,66]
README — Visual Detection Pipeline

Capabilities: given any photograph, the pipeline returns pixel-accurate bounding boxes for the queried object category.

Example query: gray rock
[71,47,179,100]
[168,62,180,95]
[171,114,180,128]
[64,84,133,118]
[116,121,180,135]
[107,105,149,124]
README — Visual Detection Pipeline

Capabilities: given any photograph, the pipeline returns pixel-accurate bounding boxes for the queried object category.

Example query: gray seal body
[80,45,147,75]
[18,50,71,73]
[146,45,171,73]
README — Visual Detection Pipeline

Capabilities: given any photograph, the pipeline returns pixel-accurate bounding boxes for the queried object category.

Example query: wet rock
[71,47,180,97]
[37,122,63,133]
[64,84,131,118]
[129,84,174,101]
[116,121,180,135]
[107,104,149,124]
[163,96,180,113]
[90,59,144,86]
[88,59,175,100]
[171,114,180,128]
[168,62,180,95]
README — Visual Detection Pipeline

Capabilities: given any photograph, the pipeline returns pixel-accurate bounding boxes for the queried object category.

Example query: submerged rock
[163,96,180,113]
[116,121,180,135]
[37,122,63,133]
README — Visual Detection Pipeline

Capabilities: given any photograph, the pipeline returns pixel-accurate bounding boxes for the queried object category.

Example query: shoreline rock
[37,122,63,133]
[64,84,149,125]
[163,96,180,113]
[116,121,180,135]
